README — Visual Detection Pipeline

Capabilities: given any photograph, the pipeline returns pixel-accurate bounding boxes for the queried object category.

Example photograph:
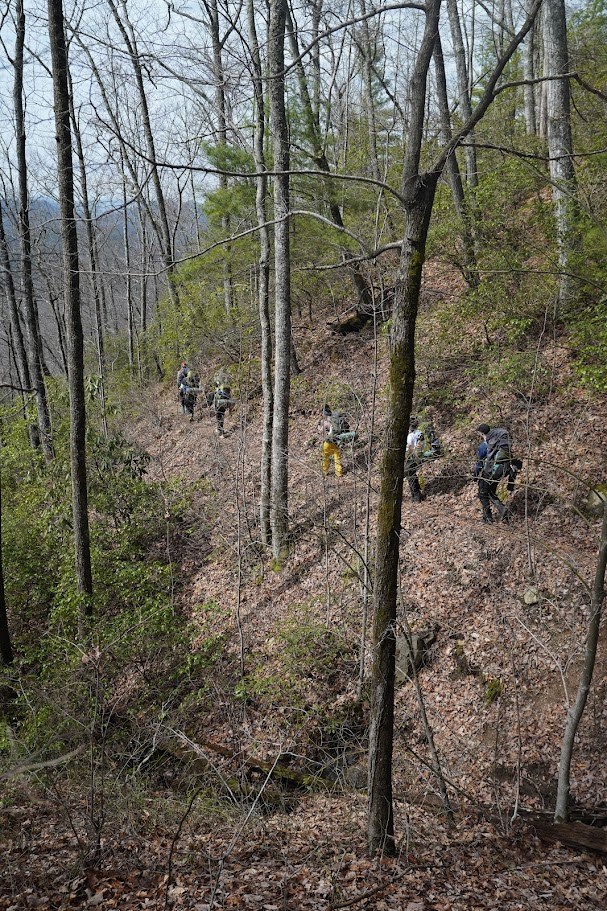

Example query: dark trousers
[215,405,227,433]
[405,458,422,502]
[478,478,504,521]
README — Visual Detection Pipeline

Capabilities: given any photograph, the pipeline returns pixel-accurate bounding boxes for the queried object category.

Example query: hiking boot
[482,513,493,524]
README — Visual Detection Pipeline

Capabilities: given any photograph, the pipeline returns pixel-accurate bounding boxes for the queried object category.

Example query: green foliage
[484,677,502,706]
[570,300,607,392]
[235,608,355,717]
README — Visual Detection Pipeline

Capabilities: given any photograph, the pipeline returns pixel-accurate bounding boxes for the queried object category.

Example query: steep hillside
[89,267,607,908]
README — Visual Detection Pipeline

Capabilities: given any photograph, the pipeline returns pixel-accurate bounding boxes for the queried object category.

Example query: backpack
[214,384,231,411]
[420,425,442,460]
[186,370,200,389]
[327,411,350,443]
[482,428,513,481]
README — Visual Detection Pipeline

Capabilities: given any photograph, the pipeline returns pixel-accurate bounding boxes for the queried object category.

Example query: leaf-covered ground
[2,265,607,908]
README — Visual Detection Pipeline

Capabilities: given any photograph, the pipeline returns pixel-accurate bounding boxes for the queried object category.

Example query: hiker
[474,423,521,523]
[318,404,353,478]
[405,417,424,502]
[212,376,233,435]
[180,368,200,422]
[177,361,188,413]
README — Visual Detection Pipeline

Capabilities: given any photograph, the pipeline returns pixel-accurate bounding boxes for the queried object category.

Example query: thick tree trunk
[48,0,93,606]
[368,0,441,856]
[523,12,537,134]
[13,0,53,459]
[247,0,273,547]
[543,0,578,310]
[269,0,291,562]
[555,500,607,822]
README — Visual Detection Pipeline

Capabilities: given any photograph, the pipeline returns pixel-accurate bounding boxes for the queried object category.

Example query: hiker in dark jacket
[212,378,232,435]
[475,423,510,523]
[177,361,188,412]
[181,369,200,422]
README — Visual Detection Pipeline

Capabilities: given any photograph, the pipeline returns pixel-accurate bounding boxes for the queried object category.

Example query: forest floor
[3,272,607,908]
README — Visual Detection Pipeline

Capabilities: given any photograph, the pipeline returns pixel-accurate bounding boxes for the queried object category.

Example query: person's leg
[478,479,494,522]
[333,444,343,478]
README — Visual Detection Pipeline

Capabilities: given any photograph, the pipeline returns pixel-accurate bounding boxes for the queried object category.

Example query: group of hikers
[176,361,233,436]
[318,402,522,524]
[178,360,522,523]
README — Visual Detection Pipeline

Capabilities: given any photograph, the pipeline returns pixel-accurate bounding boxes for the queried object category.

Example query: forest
[0,0,606,907]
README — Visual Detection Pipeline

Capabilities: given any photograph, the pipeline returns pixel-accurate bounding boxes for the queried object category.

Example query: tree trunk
[207,0,234,315]
[269,0,291,562]
[69,87,108,437]
[106,0,178,306]
[48,0,93,607]
[446,0,478,187]
[368,0,441,855]
[13,0,53,459]
[543,0,578,310]
[433,36,478,289]
[247,0,273,547]
[523,12,537,134]
[555,500,607,822]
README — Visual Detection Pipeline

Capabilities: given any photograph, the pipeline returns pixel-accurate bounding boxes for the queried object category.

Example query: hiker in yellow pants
[319,404,344,478]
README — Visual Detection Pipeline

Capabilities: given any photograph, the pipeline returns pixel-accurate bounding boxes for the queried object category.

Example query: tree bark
[446,0,478,188]
[48,0,93,607]
[555,500,607,822]
[247,0,273,547]
[543,0,578,310]
[269,0,291,562]
[368,0,441,856]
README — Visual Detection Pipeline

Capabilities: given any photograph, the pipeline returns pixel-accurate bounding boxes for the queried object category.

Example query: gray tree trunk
[207,0,234,315]
[433,36,478,289]
[48,0,93,606]
[247,0,273,547]
[446,0,478,187]
[523,11,537,134]
[268,0,291,562]
[106,0,178,306]
[543,0,578,310]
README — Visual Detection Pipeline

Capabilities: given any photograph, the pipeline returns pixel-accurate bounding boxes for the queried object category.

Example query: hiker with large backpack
[212,376,233,436]
[319,404,355,478]
[475,423,522,523]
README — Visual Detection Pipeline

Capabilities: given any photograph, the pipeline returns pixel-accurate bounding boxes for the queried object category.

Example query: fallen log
[522,813,607,856]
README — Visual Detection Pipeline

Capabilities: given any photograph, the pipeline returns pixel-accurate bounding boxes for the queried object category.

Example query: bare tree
[0,478,13,666]
[367,0,542,855]
[269,0,291,562]
[48,0,93,607]
[543,0,578,309]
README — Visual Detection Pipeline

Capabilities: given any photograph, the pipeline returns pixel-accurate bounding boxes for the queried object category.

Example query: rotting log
[523,813,607,855]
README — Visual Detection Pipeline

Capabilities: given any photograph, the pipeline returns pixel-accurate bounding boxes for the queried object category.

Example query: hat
[476,423,490,434]
[409,416,419,429]
[322,404,332,416]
